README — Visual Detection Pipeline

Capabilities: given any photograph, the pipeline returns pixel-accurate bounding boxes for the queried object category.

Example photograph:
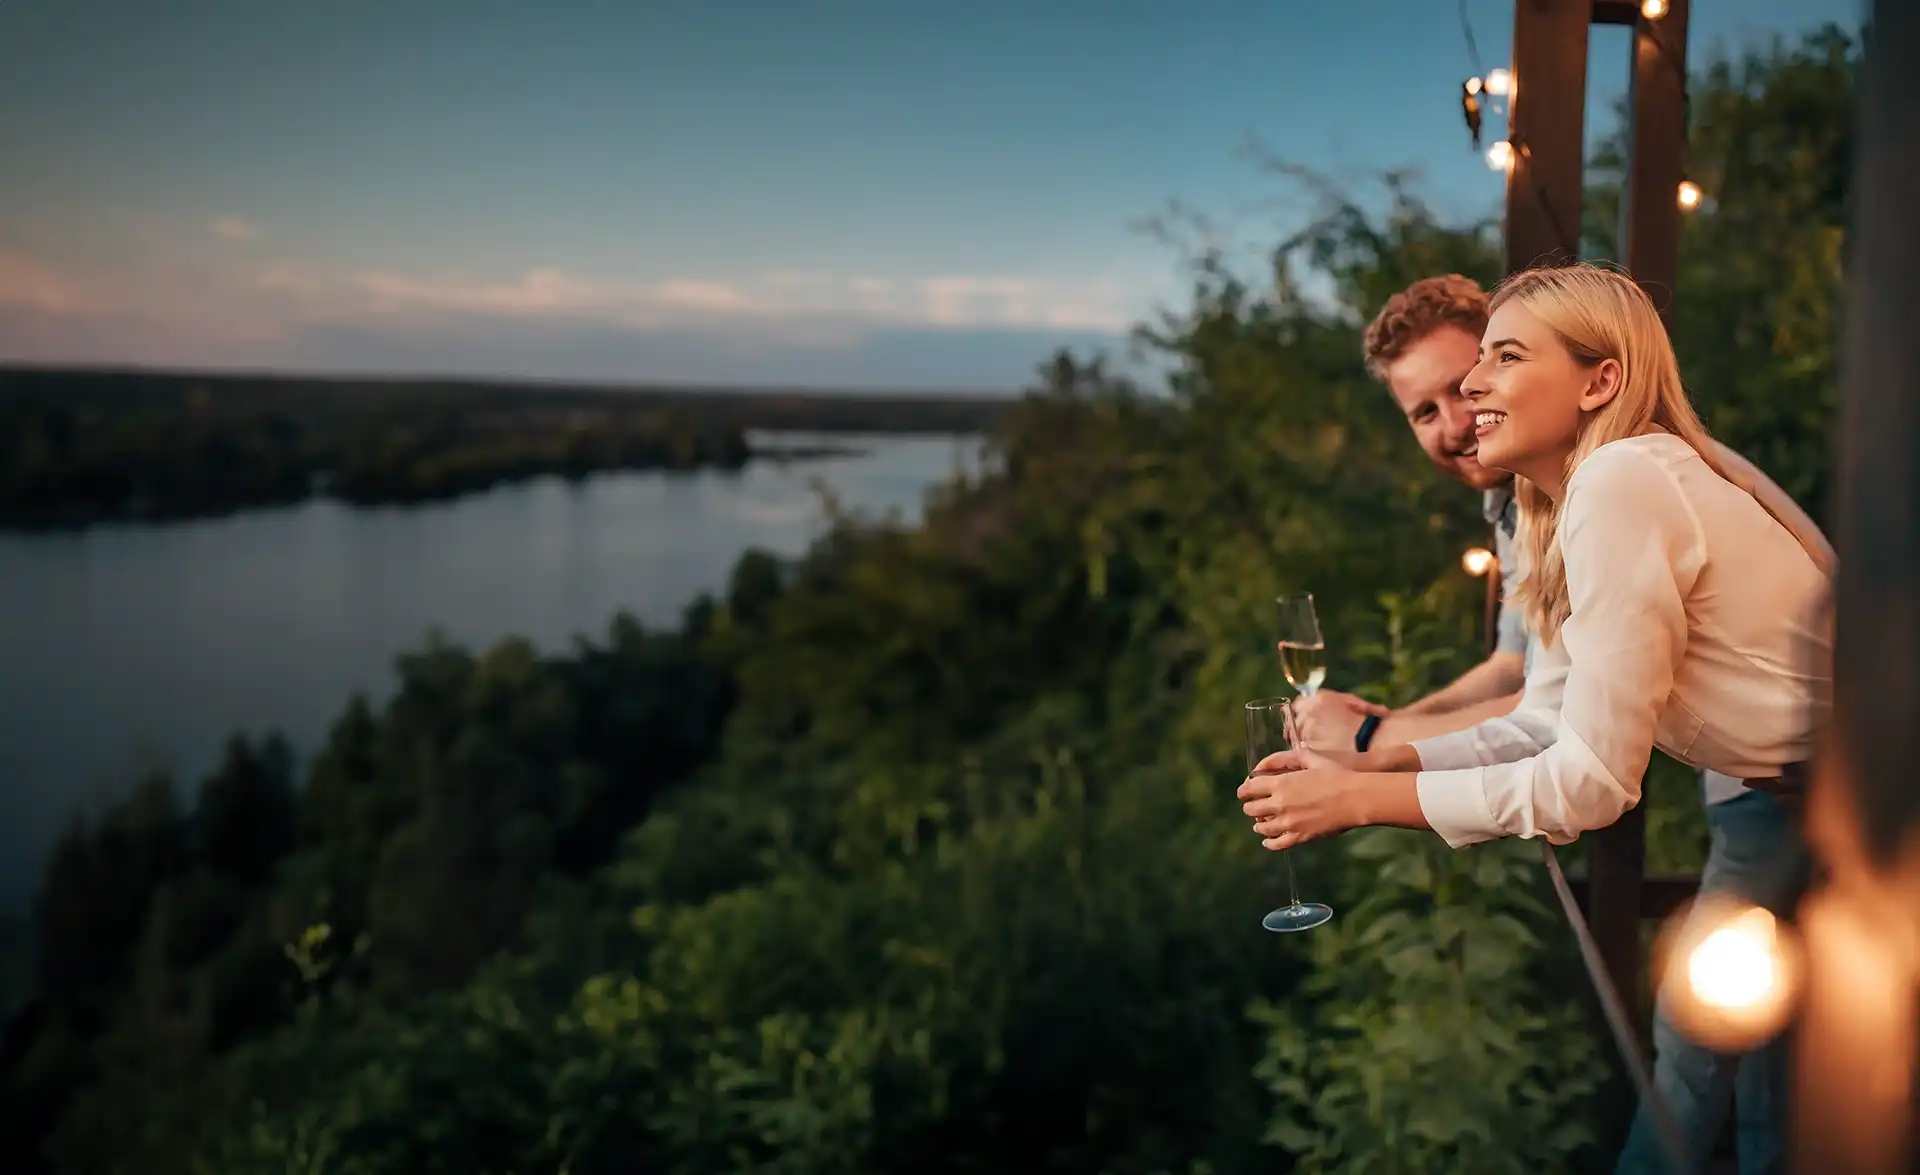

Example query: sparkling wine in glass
[1244,697,1334,933]
[1276,593,1327,695]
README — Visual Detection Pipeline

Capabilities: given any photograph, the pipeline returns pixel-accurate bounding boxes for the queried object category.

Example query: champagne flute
[1276,593,1327,696]
[1244,697,1334,933]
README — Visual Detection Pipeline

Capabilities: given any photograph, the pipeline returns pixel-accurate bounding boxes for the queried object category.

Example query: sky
[0,0,1864,390]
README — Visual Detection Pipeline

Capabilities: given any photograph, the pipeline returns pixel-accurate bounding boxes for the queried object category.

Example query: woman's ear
[1579,357,1624,413]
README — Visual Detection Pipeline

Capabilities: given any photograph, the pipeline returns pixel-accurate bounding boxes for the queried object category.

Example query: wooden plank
[1792,1,1920,1171]
[1617,0,1691,325]
[1504,0,1592,271]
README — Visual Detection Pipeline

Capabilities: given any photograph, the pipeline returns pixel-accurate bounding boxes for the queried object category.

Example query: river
[0,432,987,912]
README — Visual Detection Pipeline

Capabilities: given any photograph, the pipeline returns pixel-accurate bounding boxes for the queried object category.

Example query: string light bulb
[1461,547,1497,577]
[1677,180,1703,210]
[1485,140,1516,173]
[1484,68,1513,98]
[1654,895,1805,1053]
[1642,0,1669,19]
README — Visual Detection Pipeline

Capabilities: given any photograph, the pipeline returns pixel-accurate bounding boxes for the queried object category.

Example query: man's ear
[1579,358,1624,413]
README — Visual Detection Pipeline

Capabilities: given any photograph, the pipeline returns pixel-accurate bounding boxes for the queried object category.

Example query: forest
[0,369,1012,530]
[0,27,1852,1175]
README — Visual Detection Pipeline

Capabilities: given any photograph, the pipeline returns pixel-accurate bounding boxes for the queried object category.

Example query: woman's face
[1462,301,1611,487]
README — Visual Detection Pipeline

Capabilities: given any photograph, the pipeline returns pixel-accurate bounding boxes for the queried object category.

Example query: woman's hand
[1237,745,1362,852]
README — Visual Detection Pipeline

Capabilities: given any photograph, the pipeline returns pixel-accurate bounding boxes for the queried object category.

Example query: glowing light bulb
[1462,547,1497,577]
[1657,897,1804,1053]
[1677,180,1703,210]
[1687,907,1780,1009]
[1465,76,1483,96]
[1642,0,1669,19]
[1486,140,1516,173]
[1484,68,1513,97]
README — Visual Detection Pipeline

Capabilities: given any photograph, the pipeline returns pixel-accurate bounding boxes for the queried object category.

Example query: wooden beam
[1506,0,1656,1029]
[1584,804,1649,1025]
[1793,1,1920,1171]
[1617,0,1691,324]
[1590,0,1640,26]
[1566,872,1699,921]
[1503,0,1592,272]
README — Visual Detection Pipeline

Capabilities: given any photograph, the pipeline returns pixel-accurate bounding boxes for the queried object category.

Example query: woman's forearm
[1357,743,1422,773]
[1342,770,1430,831]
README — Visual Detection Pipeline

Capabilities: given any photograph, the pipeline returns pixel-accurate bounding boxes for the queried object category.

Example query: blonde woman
[1237,263,1832,1173]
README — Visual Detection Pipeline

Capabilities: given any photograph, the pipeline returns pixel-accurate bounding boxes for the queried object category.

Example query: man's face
[1381,324,1512,492]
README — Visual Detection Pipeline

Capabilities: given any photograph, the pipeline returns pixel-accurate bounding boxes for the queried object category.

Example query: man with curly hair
[1291,273,1815,1175]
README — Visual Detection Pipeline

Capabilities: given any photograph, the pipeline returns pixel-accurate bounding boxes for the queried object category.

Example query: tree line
[0,370,1014,530]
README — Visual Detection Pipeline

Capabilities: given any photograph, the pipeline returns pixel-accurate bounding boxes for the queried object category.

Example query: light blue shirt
[1484,487,1530,669]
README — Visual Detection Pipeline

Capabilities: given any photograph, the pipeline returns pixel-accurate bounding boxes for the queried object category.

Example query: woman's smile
[1474,410,1508,437]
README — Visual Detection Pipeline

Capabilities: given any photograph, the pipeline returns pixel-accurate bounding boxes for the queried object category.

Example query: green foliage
[0,27,1851,1175]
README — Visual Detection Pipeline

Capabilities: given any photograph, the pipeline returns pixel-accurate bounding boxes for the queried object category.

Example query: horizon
[0,356,1029,399]
[0,0,1862,390]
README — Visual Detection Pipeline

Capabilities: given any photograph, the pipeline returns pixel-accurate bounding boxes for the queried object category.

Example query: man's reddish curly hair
[1361,274,1491,383]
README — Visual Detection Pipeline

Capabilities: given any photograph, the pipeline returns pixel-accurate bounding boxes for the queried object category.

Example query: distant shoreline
[0,363,1021,432]
[0,366,1009,532]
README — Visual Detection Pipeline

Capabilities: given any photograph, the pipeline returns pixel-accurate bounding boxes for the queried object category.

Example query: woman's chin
[1475,432,1516,471]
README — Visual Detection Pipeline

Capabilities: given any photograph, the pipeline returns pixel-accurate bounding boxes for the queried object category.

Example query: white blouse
[1412,433,1832,849]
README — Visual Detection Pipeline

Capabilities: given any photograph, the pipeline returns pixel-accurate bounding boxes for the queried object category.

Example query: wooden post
[1507,0,1658,1026]
[1594,0,1693,1035]
[1503,0,1591,271]
[1792,1,1920,1170]
[1616,0,1690,325]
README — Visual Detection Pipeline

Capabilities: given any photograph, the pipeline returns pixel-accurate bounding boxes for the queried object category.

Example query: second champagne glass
[1244,697,1334,933]
[1275,593,1327,696]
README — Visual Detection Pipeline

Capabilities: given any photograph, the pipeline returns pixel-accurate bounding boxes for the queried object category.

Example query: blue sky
[0,0,1862,389]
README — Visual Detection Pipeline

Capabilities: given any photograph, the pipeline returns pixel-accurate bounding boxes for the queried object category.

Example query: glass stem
[1284,852,1301,908]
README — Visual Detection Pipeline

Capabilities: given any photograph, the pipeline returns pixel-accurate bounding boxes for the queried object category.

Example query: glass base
[1262,902,1334,933]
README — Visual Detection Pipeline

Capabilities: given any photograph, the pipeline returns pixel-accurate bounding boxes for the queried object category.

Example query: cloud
[0,243,1166,385]
[337,266,1150,337]
[210,216,261,243]
[0,251,81,314]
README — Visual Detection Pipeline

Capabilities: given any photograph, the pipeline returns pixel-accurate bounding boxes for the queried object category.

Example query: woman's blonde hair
[1494,263,1737,643]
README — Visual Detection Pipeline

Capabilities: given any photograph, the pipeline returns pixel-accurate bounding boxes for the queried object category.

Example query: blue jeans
[1613,789,1809,1175]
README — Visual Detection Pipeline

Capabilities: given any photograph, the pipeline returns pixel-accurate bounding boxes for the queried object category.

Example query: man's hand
[1288,687,1390,750]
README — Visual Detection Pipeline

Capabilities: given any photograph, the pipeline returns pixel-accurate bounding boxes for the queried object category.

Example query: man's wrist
[1354,712,1384,752]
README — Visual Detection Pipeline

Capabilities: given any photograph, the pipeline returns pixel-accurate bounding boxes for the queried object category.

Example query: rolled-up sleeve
[1414,447,1703,848]
[1412,641,1567,770]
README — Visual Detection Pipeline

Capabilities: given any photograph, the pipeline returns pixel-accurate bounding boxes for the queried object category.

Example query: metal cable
[1537,840,1695,1175]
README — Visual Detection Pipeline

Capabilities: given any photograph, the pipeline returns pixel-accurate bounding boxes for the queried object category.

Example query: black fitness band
[1354,713,1383,753]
